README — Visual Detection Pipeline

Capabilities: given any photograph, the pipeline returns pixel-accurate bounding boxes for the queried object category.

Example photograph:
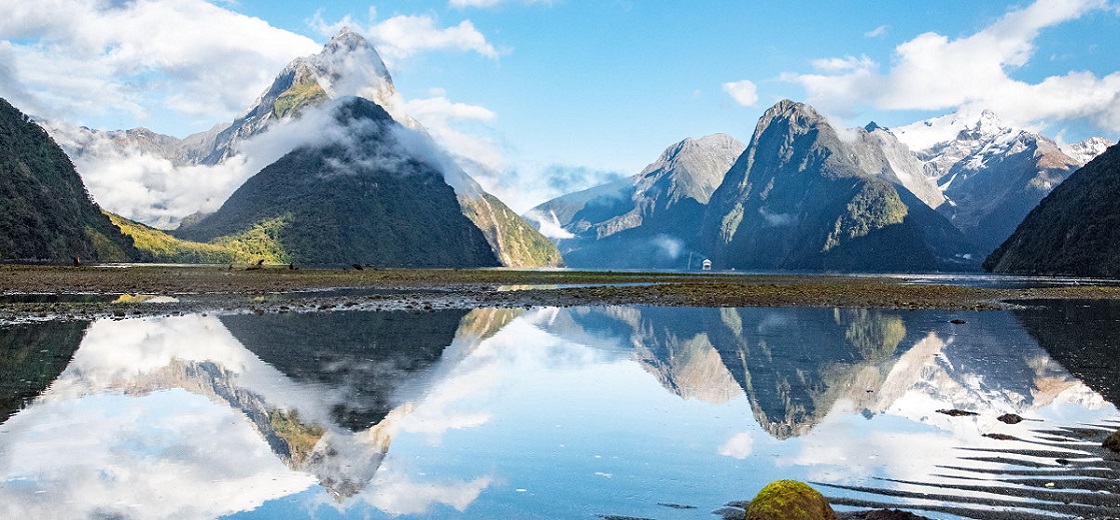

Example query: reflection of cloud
[0,390,315,520]
[719,432,754,459]
[365,473,492,515]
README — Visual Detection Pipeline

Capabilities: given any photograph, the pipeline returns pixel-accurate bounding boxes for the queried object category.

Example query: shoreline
[3,264,1120,322]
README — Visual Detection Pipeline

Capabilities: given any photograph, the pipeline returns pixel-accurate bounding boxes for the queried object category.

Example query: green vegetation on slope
[460,193,563,268]
[272,80,327,120]
[107,212,239,263]
[0,97,139,262]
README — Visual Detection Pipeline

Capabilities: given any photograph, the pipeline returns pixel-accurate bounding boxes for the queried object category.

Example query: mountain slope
[526,134,745,268]
[984,141,1120,276]
[176,97,500,267]
[701,100,977,272]
[0,98,139,263]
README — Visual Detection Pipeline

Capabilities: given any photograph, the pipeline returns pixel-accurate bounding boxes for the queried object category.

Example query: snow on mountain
[1061,136,1115,166]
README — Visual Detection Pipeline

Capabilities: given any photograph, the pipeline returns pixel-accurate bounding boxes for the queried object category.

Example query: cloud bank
[0,0,319,129]
[781,0,1120,132]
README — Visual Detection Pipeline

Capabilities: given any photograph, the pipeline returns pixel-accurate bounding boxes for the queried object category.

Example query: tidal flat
[3,264,1120,322]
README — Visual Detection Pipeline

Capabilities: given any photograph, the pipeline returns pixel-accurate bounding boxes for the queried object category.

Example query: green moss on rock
[745,480,837,520]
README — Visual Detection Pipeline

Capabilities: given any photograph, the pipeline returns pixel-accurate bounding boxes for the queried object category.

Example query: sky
[1,0,1119,213]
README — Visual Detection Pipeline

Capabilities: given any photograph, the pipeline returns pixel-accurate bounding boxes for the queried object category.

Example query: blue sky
[1,0,1118,212]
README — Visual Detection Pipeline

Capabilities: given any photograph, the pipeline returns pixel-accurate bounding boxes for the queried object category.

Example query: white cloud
[403,94,504,173]
[782,0,1120,132]
[0,0,319,129]
[310,8,501,64]
[721,80,759,106]
[864,25,889,38]
[718,431,754,459]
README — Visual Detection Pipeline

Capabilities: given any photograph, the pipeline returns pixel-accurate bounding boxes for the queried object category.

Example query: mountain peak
[325,27,368,51]
[893,108,1016,152]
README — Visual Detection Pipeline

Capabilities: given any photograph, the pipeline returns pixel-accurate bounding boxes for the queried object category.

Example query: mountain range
[528,99,1111,272]
[3,25,1116,272]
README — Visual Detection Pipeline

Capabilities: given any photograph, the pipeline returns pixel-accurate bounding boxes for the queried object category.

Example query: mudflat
[2,264,1119,322]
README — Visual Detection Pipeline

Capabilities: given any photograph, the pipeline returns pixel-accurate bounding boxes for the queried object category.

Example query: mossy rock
[745,480,837,520]
[1104,429,1120,452]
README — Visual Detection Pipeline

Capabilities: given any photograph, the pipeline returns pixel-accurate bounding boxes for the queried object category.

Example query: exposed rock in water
[745,480,837,520]
[997,413,1023,424]
[936,408,979,417]
[1104,429,1120,453]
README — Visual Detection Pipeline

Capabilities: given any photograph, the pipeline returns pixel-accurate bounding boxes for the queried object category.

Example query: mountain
[175,97,501,267]
[984,141,1120,276]
[894,110,1086,254]
[0,98,139,263]
[701,100,978,272]
[45,29,561,267]
[525,134,744,268]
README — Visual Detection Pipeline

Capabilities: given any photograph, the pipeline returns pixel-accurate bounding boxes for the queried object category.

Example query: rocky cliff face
[701,100,977,272]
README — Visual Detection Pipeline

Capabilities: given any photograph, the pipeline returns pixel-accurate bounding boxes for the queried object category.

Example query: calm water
[1,303,1119,519]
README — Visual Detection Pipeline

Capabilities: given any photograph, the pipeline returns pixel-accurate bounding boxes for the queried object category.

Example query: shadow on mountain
[0,320,87,423]
[219,309,467,431]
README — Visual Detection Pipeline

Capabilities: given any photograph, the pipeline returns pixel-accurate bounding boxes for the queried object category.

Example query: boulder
[745,480,837,520]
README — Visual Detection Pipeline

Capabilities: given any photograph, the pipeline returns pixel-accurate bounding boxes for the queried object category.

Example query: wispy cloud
[865,24,889,38]
[782,0,1120,131]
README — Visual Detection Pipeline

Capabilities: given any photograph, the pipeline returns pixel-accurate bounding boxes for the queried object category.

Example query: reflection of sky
[0,307,1117,519]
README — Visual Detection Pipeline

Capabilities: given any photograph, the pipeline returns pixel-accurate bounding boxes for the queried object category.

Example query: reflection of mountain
[1014,300,1120,406]
[709,308,911,438]
[219,310,468,431]
[546,306,743,404]
[0,320,87,422]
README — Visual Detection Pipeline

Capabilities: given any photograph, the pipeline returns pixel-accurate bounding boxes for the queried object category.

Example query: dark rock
[983,433,1019,441]
[949,319,966,324]
[997,413,1023,424]
[1103,429,1120,452]
[841,510,933,520]
[936,409,979,417]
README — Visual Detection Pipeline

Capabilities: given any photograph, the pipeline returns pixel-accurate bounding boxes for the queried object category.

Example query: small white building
[702,259,712,271]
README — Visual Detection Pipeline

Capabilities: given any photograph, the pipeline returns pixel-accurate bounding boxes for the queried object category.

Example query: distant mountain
[894,110,1087,254]
[985,141,1120,276]
[1061,137,1113,166]
[0,98,139,263]
[176,97,501,267]
[525,134,744,268]
[701,100,977,272]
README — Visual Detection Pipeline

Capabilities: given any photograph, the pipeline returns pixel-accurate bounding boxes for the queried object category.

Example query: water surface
[1,303,1118,519]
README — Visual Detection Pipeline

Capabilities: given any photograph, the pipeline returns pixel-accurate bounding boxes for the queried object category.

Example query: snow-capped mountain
[893,110,1089,254]
[1061,136,1114,165]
